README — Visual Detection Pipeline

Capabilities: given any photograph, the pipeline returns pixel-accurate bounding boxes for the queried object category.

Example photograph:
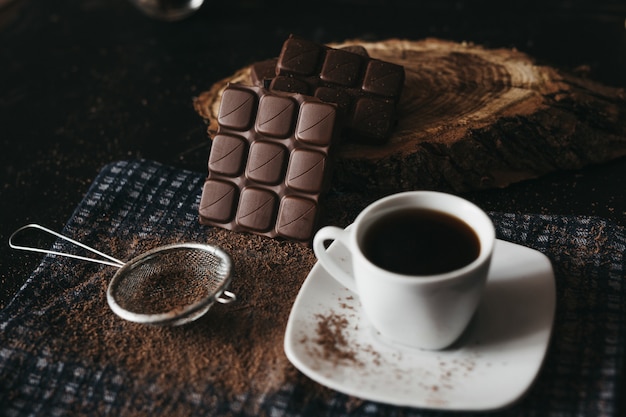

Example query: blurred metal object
[128,0,204,21]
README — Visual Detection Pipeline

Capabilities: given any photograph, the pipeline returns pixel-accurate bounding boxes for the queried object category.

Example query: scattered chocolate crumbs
[31,226,321,406]
[312,311,362,366]
[3,184,380,413]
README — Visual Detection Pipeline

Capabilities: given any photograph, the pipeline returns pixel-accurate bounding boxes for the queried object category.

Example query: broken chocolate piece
[249,58,278,88]
[273,34,405,144]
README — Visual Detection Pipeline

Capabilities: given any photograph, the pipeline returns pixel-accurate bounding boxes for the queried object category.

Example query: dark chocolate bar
[272,34,405,144]
[198,84,341,244]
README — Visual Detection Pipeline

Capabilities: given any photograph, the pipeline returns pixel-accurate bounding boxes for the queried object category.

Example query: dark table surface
[1,0,625,411]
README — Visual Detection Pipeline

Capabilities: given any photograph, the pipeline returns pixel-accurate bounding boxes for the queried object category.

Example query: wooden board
[193,38,626,193]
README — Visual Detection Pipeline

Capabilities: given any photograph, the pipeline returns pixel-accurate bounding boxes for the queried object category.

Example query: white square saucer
[284,238,556,411]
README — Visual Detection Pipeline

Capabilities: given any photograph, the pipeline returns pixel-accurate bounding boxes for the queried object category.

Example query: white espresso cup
[313,191,495,350]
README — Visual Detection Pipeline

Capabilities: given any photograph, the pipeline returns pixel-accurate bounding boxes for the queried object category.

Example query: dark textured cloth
[1,160,624,416]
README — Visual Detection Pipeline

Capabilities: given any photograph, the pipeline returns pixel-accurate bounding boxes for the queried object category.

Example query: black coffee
[361,208,480,275]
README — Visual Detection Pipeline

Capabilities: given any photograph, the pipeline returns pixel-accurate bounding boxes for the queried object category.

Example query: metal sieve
[9,224,236,326]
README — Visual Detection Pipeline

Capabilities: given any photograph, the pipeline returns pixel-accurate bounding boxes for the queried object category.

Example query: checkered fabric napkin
[1,159,624,416]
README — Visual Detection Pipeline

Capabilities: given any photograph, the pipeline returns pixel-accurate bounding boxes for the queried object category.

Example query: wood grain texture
[193,38,626,193]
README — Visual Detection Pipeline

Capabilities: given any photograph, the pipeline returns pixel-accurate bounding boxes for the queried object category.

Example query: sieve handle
[9,224,125,268]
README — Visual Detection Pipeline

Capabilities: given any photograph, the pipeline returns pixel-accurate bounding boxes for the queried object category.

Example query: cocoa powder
[312,311,361,366]
[41,226,317,403]
[5,189,375,412]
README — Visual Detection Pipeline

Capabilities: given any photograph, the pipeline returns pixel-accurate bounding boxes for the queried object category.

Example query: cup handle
[313,226,358,293]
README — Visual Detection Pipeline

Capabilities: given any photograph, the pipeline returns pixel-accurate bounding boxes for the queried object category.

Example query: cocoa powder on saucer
[312,311,361,366]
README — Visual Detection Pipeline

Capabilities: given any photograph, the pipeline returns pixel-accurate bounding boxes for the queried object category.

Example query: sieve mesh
[108,244,233,322]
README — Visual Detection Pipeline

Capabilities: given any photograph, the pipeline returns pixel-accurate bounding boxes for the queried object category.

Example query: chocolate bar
[250,44,369,89]
[198,84,341,244]
[272,34,405,144]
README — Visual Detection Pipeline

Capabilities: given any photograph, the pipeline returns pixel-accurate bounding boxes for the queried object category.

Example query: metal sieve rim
[106,242,234,326]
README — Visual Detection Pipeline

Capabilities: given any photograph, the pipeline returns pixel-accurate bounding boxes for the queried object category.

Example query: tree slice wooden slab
[193,38,626,193]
